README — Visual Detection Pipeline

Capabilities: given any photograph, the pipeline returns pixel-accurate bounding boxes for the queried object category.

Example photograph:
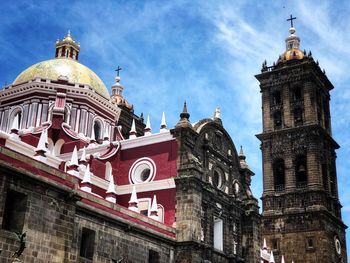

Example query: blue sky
[1,0,349,259]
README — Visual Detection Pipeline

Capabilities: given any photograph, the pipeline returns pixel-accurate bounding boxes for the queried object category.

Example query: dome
[277,49,304,63]
[277,26,304,64]
[13,58,110,98]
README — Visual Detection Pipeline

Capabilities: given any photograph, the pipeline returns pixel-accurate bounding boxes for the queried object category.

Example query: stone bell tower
[256,16,347,263]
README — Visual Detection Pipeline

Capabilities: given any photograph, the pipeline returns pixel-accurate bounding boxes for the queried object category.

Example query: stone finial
[263,238,267,250]
[144,115,152,136]
[35,129,48,155]
[106,171,116,194]
[81,164,92,193]
[180,100,190,119]
[129,119,137,139]
[176,100,192,128]
[69,146,79,168]
[160,112,167,132]
[239,145,246,160]
[269,251,275,263]
[213,107,221,120]
[82,164,91,184]
[149,195,159,221]
[128,186,139,213]
[281,255,285,263]
[106,170,117,203]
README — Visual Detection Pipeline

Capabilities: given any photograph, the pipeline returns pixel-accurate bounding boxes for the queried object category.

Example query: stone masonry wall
[0,167,175,263]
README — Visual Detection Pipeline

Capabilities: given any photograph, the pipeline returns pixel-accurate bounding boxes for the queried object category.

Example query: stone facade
[172,110,260,262]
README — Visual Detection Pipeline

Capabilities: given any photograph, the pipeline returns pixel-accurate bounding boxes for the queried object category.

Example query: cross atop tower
[115,66,122,77]
[287,14,296,28]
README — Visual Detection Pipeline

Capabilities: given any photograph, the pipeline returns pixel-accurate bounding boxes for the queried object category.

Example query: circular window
[129,158,156,184]
[212,170,223,188]
[141,168,151,181]
[334,237,341,255]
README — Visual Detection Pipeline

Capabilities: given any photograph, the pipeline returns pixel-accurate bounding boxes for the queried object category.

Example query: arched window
[295,155,307,187]
[272,91,282,105]
[8,108,23,132]
[93,119,102,143]
[292,87,302,101]
[273,111,282,129]
[13,111,22,130]
[273,159,285,191]
[293,107,303,125]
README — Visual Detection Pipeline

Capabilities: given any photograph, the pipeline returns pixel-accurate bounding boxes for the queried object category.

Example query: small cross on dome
[287,14,296,28]
[115,66,122,77]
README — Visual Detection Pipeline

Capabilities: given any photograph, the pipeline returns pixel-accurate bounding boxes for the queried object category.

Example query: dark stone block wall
[0,164,175,263]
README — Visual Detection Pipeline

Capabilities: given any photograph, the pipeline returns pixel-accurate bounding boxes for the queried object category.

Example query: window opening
[294,107,303,125]
[213,217,223,251]
[273,111,282,129]
[141,168,151,182]
[80,228,95,260]
[273,159,285,191]
[2,190,27,233]
[292,87,302,101]
[93,121,102,143]
[148,250,160,263]
[295,155,307,187]
[272,91,282,105]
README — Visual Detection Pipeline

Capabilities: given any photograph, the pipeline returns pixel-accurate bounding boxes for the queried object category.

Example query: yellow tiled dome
[13,58,110,98]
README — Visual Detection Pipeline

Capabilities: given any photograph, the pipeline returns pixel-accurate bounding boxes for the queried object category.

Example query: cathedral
[0,19,347,263]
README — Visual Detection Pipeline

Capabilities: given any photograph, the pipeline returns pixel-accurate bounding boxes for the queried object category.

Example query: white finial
[144,115,152,136]
[81,164,92,193]
[149,195,159,221]
[67,29,71,36]
[128,186,139,213]
[70,146,79,167]
[106,170,116,194]
[80,147,87,162]
[263,238,267,249]
[82,164,91,184]
[35,129,48,153]
[214,107,221,119]
[160,112,167,132]
[11,114,19,132]
[129,119,137,139]
[281,255,285,263]
[269,251,275,263]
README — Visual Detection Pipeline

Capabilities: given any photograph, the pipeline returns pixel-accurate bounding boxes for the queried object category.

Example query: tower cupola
[55,30,80,60]
[110,70,133,111]
[277,15,304,64]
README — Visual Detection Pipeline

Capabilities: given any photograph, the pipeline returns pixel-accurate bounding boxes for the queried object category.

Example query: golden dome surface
[13,58,110,98]
[278,48,304,64]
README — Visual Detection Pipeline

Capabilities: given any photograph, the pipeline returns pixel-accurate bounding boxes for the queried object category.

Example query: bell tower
[256,17,347,263]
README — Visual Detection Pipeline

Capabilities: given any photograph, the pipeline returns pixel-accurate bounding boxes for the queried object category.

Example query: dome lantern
[277,15,304,64]
[55,30,80,60]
